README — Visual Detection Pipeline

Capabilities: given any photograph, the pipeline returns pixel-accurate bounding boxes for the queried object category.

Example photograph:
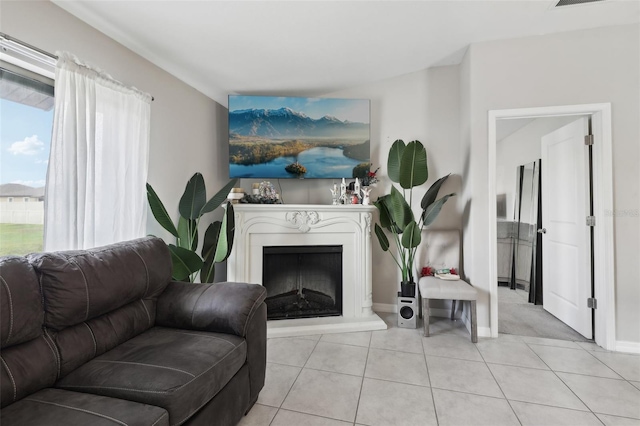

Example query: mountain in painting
[229,107,369,139]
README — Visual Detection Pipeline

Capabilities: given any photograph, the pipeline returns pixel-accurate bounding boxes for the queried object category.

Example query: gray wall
[461,24,640,343]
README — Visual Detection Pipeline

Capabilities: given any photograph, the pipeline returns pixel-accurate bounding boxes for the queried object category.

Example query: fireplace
[263,245,342,320]
[227,204,387,337]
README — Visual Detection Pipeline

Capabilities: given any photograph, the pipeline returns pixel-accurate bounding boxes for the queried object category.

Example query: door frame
[488,103,615,350]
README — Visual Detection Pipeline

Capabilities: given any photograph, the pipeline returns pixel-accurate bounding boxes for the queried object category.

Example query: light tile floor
[240,313,640,426]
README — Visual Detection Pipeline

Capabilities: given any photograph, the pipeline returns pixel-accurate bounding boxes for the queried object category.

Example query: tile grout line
[474,339,523,425]
[352,329,373,426]
[421,318,440,426]
[267,335,322,426]
[526,340,629,381]
[581,346,635,383]
[524,340,599,419]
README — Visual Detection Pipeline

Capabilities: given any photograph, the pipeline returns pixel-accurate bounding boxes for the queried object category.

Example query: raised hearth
[227,204,387,337]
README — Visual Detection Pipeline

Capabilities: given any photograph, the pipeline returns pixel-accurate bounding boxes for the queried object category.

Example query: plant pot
[400,281,416,297]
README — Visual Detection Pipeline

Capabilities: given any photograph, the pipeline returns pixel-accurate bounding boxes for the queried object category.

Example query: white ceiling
[53,0,640,105]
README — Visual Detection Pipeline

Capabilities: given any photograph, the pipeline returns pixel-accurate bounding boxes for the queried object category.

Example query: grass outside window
[0,223,44,256]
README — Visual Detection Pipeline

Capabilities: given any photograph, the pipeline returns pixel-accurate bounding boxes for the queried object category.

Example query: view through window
[0,66,54,255]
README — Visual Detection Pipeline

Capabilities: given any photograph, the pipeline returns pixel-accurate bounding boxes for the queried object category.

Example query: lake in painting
[229,147,363,179]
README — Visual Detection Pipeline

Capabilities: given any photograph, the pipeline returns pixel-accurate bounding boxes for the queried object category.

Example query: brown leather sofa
[0,237,267,426]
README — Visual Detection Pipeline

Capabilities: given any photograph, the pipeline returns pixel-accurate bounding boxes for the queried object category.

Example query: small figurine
[330,183,339,205]
[354,178,361,199]
[340,178,347,204]
[361,186,372,205]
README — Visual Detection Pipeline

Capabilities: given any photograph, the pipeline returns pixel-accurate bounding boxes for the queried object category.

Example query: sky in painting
[0,99,53,187]
[229,95,370,124]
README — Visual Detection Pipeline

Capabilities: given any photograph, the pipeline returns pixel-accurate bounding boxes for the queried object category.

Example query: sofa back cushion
[1,257,43,348]
[0,256,57,407]
[28,237,172,377]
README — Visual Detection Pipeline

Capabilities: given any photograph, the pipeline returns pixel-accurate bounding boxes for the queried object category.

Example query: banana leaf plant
[374,140,454,285]
[146,173,238,282]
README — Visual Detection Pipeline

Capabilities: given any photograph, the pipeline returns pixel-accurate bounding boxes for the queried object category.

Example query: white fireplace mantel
[227,203,387,337]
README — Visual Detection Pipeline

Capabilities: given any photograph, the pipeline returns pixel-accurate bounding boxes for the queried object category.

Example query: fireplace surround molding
[228,203,387,337]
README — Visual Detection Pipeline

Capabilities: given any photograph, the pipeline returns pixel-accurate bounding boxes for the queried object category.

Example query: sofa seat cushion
[0,388,169,426]
[55,327,247,426]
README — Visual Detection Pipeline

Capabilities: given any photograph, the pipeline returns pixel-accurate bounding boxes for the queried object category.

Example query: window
[0,63,54,255]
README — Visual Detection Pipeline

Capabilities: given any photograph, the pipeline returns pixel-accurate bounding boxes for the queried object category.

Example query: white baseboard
[372,303,396,313]
[373,303,450,318]
[478,327,491,338]
[615,340,640,354]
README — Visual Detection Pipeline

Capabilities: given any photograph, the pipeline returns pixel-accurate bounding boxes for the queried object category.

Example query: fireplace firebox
[263,245,342,320]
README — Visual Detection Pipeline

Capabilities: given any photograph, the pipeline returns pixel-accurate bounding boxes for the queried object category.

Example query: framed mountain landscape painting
[228,95,370,179]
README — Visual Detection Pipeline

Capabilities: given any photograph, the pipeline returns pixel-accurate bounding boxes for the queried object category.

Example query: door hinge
[584,134,594,146]
[586,216,596,226]
[587,298,597,309]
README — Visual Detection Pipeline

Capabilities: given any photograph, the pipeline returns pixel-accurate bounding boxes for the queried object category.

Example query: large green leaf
[179,173,207,220]
[224,203,235,259]
[200,204,235,283]
[374,195,392,229]
[374,223,390,252]
[421,174,451,210]
[201,221,222,283]
[169,244,203,281]
[200,178,238,215]
[401,220,422,249]
[146,183,178,237]
[422,193,455,227]
[399,140,428,189]
[213,205,230,263]
[386,186,413,232]
[177,216,197,250]
[387,139,405,183]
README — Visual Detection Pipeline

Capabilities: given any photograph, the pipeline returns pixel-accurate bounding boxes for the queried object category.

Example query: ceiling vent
[555,0,604,7]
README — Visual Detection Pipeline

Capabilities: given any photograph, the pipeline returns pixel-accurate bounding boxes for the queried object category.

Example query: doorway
[488,104,615,350]
[496,116,590,341]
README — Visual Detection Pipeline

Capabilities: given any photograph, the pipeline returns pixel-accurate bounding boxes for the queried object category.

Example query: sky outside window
[1,98,53,186]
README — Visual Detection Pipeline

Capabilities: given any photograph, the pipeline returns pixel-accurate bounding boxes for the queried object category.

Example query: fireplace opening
[263,245,342,320]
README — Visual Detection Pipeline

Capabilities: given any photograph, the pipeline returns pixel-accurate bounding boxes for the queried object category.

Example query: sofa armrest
[155,281,267,337]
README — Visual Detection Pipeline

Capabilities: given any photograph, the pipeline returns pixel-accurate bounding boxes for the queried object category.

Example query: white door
[541,117,592,338]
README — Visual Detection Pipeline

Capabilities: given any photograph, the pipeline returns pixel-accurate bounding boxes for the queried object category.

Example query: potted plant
[146,173,238,282]
[374,140,454,297]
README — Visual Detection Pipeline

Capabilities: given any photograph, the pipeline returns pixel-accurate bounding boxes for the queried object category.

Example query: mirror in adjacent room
[511,160,541,304]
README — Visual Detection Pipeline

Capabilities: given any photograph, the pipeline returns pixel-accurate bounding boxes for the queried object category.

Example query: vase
[400,281,416,297]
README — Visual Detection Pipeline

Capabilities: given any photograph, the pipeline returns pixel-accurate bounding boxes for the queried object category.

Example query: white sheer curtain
[44,52,152,251]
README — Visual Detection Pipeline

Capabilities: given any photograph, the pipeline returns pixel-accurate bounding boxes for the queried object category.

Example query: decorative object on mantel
[353,163,379,186]
[361,186,373,205]
[340,178,348,204]
[146,173,237,282]
[328,169,379,206]
[374,139,455,298]
[362,166,380,187]
[227,187,245,204]
[240,181,282,204]
[330,183,340,205]
[240,194,282,204]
